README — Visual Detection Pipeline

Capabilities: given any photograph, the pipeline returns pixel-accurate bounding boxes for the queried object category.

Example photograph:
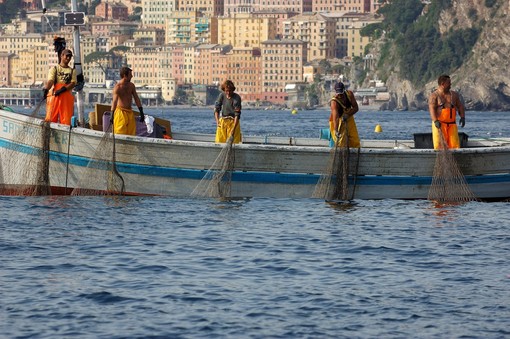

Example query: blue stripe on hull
[2,138,510,188]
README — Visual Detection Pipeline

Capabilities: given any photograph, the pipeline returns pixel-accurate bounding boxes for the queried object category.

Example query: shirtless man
[110,67,144,135]
[428,74,466,149]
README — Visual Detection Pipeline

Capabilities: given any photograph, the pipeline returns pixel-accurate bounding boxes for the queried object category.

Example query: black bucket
[413,132,468,149]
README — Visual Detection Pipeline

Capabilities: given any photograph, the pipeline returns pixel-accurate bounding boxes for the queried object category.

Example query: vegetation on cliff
[369,0,481,86]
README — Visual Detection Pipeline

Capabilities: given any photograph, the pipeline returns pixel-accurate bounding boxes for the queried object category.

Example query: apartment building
[224,0,312,16]
[161,77,178,103]
[91,21,139,37]
[183,43,200,84]
[0,0,389,104]
[95,2,129,21]
[0,53,15,86]
[210,48,229,86]
[10,47,42,87]
[217,13,277,48]
[0,34,46,55]
[282,13,336,62]
[261,39,307,103]
[166,11,217,44]
[251,10,298,39]
[141,0,177,29]
[312,0,372,13]
[225,47,262,102]
[177,0,224,17]
[193,44,231,85]
[133,27,166,45]
[347,14,381,58]
[125,46,160,87]
[115,0,142,14]
[162,44,186,85]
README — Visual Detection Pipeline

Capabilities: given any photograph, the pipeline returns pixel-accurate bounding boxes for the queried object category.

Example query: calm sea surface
[1,108,509,338]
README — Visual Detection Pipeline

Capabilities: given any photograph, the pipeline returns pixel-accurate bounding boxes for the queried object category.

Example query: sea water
[1,108,509,338]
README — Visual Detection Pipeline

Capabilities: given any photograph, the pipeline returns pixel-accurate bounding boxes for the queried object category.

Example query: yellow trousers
[215,118,241,143]
[113,107,136,136]
[329,117,360,148]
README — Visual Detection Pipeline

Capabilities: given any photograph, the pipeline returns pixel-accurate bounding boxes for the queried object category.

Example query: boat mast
[70,0,85,126]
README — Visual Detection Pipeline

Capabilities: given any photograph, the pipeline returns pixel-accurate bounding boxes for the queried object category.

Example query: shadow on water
[325,199,358,212]
[209,196,252,209]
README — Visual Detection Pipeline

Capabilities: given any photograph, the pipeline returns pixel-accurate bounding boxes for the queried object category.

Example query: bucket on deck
[320,128,335,147]
[102,111,112,132]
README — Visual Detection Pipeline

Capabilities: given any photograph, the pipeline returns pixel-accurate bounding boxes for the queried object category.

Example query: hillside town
[0,0,391,108]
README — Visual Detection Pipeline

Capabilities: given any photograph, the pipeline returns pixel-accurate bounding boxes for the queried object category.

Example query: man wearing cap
[110,67,144,136]
[43,49,77,125]
[329,81,360,148]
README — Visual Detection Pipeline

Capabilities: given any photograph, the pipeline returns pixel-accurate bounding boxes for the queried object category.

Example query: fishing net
[428,132,476,203]
[71,121,125,196]
[0,101,52,196]
[191,136,235,199]
[313,121,351,201]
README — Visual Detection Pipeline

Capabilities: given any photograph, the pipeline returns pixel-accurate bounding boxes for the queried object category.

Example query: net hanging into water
[0,101,52,196]
[312,121,351,201]
[71,122,125,196]
[428,132,476,203]
[191,136,235,199]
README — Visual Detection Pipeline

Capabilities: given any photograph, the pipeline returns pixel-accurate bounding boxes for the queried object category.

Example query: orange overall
[433,106,460,149]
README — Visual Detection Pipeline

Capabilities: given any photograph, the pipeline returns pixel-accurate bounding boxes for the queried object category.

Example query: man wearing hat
[329,81,360,148]
[43,49,77,125]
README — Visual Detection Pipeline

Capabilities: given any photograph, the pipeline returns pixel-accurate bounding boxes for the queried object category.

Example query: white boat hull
[1,108,510,200]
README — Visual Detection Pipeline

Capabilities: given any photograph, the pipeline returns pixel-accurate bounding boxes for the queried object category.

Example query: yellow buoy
[291,109,298,115]
[374,124,382,133]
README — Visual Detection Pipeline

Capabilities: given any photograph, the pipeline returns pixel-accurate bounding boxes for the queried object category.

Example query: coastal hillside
[372,0,510,111]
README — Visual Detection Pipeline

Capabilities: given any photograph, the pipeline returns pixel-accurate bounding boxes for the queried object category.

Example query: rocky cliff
[380,0,510,111]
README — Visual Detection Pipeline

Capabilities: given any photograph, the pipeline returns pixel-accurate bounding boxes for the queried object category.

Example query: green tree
[318,60,332,74]
[375,0,480,86]
[0,0,20,24]
[378,0,424,35]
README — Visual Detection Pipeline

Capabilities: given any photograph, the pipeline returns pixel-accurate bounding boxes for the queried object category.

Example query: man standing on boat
[43,49,77,125]
[329,82,360,148]
[429,74,466,149]
[214,80,242,143]
[111,67,144,136]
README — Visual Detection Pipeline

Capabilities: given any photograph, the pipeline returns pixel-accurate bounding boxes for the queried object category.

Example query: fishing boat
[1,105,510,200]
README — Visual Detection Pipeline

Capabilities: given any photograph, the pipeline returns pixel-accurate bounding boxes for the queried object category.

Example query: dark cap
[61,49,73,56]
[334,82,345,94]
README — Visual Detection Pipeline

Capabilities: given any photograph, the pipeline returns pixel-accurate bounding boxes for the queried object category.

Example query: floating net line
[428,132,477,203]
[191,136,235,199]
[0,101,52,196]
[313,121,351,201]
[71,121,125,196]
